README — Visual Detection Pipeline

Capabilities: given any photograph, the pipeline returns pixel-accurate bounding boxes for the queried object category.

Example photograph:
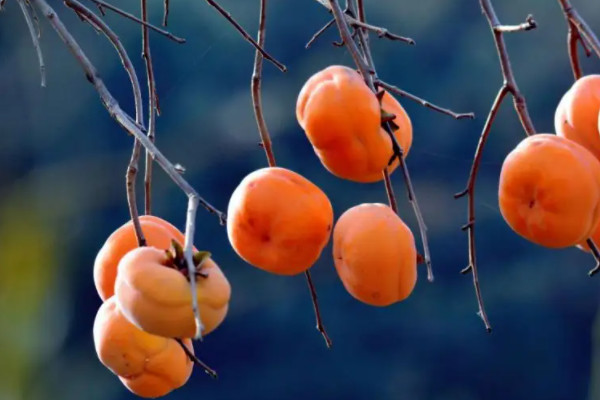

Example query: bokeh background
[1,0,600,399]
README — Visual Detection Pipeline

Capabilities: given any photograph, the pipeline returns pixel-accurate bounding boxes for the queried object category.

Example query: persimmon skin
[94,215,185,301]
[227,167,334,275]
[296,65,412,183]
[333,203,417,306]
[93,298,193,398]
[499,134,600,248]
[555,75,600,160]
[115,246,231,338]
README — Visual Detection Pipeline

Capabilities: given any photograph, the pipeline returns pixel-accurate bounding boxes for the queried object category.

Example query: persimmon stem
[304,270,332,348]
[141,0,157,215]
[64,0,147,247]
[32,0,227,226]
[558,0,600,81]
[85,0,185,43]
[382,168,398,213]
[203,0,286,72]
[18,0,46,87]
[175,339,218,379]
[163,0,169,27]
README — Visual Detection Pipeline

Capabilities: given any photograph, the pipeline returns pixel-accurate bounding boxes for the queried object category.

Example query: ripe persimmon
[333,203,417,306]
[94,215,185,301]
[93,297,193,398]
[227,167,333,275]
[296,65,412,183]
[555,75,600,160]
[115,245,231,338]
[499,134,600,248]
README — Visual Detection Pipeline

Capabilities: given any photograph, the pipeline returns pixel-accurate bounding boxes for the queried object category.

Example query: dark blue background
[1,1,600,399]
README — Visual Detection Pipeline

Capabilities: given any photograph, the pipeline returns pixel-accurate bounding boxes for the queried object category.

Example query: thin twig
[162,0,169,26]
[382,168,398,213]
[455,0,538,332]
[251,0,276,168]
[32,0,227,226]
[183,196,204,340]
[330,0,433,281]
[493,14,536,33]
[251,0,330,348]
[18,0,46,87]
[376,80,475,120]
[85,0,186,43]
[0,0,7,11]
[587,239,600,277]
[304,270,332,348]
[141,0,156,215]
[64,0,147,247]
[175,339,217,379]
[305,18,335,49]
[558,0,600,80]
[203,0,286,72]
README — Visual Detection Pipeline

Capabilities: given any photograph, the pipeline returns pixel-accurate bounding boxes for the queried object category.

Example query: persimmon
[498,134,600,248]
[93,297,193,398]
[115,245,231,338]
[94,215,185,301]
[296,65,412,183]
[332,203,417,306]
[227,167,333,275]
[555,75,600,160]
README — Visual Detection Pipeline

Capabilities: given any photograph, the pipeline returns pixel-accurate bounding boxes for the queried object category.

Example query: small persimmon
[296,65,412,183]
[227,167,333,275]
[115,245,231,338]
[555,75,600,160]
[332,203,417,306]
[94,215,185,301]
[93,297,193,398]
[498,134,600,248]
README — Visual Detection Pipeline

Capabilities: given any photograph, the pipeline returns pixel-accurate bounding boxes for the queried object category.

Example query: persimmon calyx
[381,109,400,132]
[164,239,211,279]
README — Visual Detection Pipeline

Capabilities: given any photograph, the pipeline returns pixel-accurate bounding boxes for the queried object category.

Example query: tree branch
[19,0,46,87]
[203,0,286,72]
[85,0,186,43]
[64,0,147,246]
[175,339,217,379]
[32,0,227,226]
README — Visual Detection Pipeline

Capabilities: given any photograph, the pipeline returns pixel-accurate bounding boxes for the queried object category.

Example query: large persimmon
[296,65,412,183]
[94,215,185,301]
[499,134,600,248]
[227,167,333,275]
[116,245,231,338]
[93,297,194,398]
[333,203,417,306]
[555,75,600,160]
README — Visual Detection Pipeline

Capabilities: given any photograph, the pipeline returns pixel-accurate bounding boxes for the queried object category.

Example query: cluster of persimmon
[499,75,600,259]
[227,65,417,306]
[93,215,231,398]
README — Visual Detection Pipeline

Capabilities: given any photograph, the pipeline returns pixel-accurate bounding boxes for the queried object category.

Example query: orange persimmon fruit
[93,297,194,398]
[498,134,600,248]
[555,74,600,160]
[94,215,185,301]
[115,245,231,338]
[227,167,334,275]
[332,203,417,306]
[296,65,412,183]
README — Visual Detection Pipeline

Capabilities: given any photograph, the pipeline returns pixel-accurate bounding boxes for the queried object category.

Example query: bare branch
[85,0,186,43]
[376,80,475,120]
[163,0,169,26]
[32,0,227,225]
[251,0,330,348]
[183,196,204,340]
[64,0,147,246]
[305,18,335,49]
[587,239,600,277]
[141,0,157,215]
[175,339,217,379]
[493,14,537,33]
[382,168,398,213]
[203,0,286,72]
[18,0,46,87]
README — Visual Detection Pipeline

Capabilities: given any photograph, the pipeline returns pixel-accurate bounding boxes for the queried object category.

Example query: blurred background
[1,0,600,399]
